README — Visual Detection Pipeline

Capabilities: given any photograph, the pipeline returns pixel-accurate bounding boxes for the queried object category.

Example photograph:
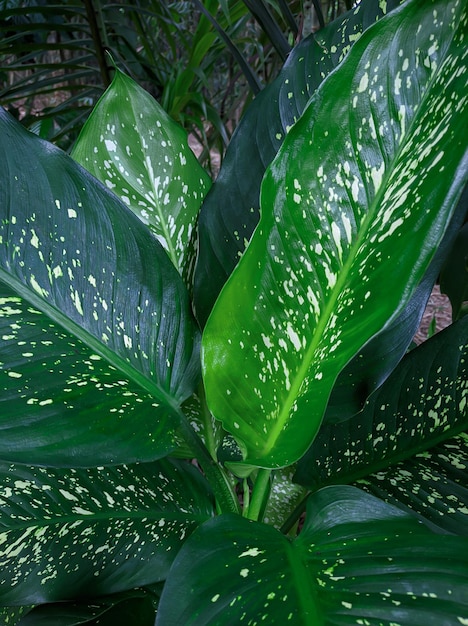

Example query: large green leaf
[193,0,404,325]
[71,69,212,285]
[0,459,213,606]
[156,486,468,625]
[0,109,200,465]
[294,316,468,489]
[325,193,467,423]
[202,0,468,470]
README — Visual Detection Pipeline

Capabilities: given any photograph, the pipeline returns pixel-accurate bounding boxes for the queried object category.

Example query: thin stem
[198,382,218,460]
[245,468,271,521]
[279,492,309,535]
[242,478,251,518]
[176,407,240,515]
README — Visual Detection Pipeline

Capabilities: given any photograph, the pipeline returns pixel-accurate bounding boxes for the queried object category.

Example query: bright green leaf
[71,68,212,285]
[0,459,213,606]
[156,486,468,625]
[202,0,468,470]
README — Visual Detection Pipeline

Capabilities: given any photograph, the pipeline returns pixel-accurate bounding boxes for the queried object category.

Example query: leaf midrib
[0,271,180,413]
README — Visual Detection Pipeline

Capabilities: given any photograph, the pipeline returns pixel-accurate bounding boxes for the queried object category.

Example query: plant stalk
[245,468,271,521]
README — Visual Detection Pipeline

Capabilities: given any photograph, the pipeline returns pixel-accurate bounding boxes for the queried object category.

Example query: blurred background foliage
[0,0,355,175]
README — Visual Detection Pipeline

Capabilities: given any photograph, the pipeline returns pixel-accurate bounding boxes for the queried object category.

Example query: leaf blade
[156,486,468,625]
[0,459,213,606]
[0,108,200,407]
[202,0,468,469]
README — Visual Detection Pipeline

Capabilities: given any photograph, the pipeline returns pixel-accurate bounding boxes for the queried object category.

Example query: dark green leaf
[295,316,468,489]
[202,0,468,470]
[0,110,200,466]
[194,0,405,325]
[0,459,213,606]
[357,433,468,536]
[156,487,468,625]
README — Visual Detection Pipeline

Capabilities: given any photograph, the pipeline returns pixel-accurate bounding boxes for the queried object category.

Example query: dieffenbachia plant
[0,0,467,623]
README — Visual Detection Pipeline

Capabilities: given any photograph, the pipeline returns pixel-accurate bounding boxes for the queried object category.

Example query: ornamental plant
[0,0,467,624]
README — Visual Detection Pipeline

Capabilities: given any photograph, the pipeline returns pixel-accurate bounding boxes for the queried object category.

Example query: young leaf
[202,0,468,470]
[71,69,212,286]
[194,0,405,324]
[156,487,468,625]
[294,316,468,489]
[0,459,214,606]
[0,110,201,465]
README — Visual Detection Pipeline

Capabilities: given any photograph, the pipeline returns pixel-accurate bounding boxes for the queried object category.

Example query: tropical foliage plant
[0,0,467,624]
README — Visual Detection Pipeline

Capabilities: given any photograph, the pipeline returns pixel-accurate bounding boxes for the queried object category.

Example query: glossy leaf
[358,433,468,536]
[0,459,213,606]
[0,109,200,465]
[325,191,468,422]
[294,316,468,489]
[71,69,212,285]
[202,0,468,470]
[156,486,468,625]
[193,0,404,324]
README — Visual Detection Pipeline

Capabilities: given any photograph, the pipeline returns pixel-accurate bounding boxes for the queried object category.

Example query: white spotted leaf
[0,459,213,606]
[194,0,405,324]
[71,68,212,286]
[358,432,468,536]
[202,0,468,470]
[295,316,468,491]
[0,283,175,466]
[0,110,200,465]
[156,486,468,625]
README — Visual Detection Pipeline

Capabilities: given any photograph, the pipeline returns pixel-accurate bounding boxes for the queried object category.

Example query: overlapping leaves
[202,0,468,470]
[156,487,468,625]
[194,0,404,324]
[0,109,200,465]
